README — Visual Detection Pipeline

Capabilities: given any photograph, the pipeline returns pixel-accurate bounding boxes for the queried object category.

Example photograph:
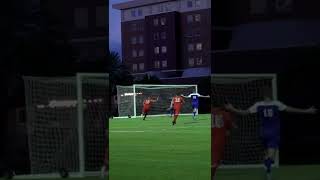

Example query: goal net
[116,84,198,118]
[211,74,278,168]
[21,73,109,178]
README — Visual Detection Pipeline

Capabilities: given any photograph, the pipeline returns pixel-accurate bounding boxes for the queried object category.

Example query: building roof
[113,0,173,10]
[182,67,211,78]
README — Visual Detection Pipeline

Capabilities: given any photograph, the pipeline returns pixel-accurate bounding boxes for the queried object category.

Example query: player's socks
[172,116,178,125]
[192,112,196,120]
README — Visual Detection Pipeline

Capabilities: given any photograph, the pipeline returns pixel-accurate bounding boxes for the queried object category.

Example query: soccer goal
[116,84,198,118]
[18,73,109,179]
[211,74,279,169]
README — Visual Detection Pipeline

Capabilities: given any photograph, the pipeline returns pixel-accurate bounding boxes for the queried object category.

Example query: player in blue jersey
[182,92,210,120]
[225,89,317,180]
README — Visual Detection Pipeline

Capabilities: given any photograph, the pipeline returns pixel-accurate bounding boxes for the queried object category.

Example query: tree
[106,51,134,95]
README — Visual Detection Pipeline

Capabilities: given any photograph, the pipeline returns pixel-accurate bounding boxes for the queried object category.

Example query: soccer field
[109,114,211,180]
[4,114,320,180]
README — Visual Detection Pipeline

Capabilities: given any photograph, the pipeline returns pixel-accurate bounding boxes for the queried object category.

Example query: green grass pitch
[5,114,320,180]
[109,114,211,180]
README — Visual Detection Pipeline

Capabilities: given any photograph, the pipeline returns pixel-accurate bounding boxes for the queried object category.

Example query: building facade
[113,0,211,80]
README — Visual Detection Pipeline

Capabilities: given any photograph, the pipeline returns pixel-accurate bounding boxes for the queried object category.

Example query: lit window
[188,44,194,52]
[187,15,193,23]
[138,9,143,16]
[132,50,137,57]
[161,46,167,53]
[195,14,201,22]
[154,33,159,40]
[195,0,201,7]
[131,10,136,17]
[196,57,203,65]
[187,0,193,8]
[139,50,144,57]
[133,64,138,72]
[131,37,137,45]
[196,43,202,51]
[139,63,144,71]
[160,17,166,25]
[161,32,166,39]
[154,47,160,54]
[139,35,144,44]
[154,61,160,68]
[162,60,167,68]
[153,18,159,26]
[188,58,195,67]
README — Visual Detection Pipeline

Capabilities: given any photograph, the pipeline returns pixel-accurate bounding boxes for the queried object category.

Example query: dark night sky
[109,0,128,57]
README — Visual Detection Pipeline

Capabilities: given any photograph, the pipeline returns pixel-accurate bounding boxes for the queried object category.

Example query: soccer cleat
[172,121,176,126]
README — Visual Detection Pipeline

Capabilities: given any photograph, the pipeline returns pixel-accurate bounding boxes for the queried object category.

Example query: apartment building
[113,0,211,81]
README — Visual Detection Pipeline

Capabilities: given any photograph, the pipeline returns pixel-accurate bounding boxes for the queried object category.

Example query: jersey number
[193,96,197,99]
[175,98,181,103]
[212,115,224,128]
[263,109,274,117]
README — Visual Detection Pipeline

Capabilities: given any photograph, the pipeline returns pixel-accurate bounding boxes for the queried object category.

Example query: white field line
[109,157,210,165]
[110,127,210,133]
[110,125,210,130]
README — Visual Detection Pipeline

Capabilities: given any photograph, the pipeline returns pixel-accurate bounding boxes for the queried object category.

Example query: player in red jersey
[170,94,185,125]
[211,103,237,180]
[142,96,158,120]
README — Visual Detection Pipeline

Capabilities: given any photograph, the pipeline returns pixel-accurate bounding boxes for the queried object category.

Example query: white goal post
[17,73,109,179]
[211,73,279,169]
[116,84,198,118]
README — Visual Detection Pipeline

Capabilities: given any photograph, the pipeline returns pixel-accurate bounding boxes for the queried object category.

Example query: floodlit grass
[109,114,211,180]
[7,114,320,180]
